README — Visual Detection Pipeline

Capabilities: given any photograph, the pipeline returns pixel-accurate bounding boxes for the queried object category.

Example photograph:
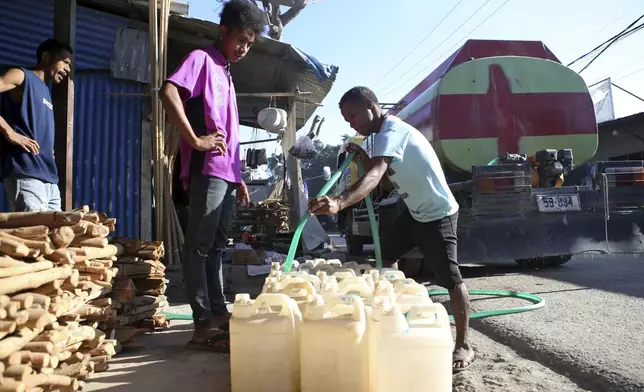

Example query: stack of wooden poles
[0,207,121,391]
[149,0,184,266]
[101,238,169,348]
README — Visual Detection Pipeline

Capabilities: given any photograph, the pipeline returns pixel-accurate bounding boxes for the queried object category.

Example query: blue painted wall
[0,0,143,238]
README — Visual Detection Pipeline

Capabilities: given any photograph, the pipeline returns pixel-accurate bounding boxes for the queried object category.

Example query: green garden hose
[282,152,361,273]
[164,150,545,321]
[427,289,545,322]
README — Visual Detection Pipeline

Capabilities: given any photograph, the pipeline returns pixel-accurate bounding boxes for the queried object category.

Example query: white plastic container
[265,278,316,313]
[379,269,406,283]
[393,279,433,313]
[338,279,374,306]
[333,267,357,281]
[301,295,369,392]
[319,279,339,303]
[356,263,373,276]
[372,303,453,392]
[374,280,396,306]
[342,261,360,272]
[297,260,317,273]
[230,293,302,392]
[367,295,392,391]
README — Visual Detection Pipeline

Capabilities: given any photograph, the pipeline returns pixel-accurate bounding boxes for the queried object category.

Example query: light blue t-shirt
[372,116,459,223]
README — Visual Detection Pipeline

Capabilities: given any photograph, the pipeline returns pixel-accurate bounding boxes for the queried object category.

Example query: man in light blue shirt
[308,86,474,373]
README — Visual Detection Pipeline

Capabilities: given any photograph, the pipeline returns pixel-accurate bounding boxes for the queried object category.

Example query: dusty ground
[452,327,591,392]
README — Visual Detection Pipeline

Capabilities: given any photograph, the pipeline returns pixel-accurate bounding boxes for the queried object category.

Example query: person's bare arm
[160,82,225,154]
[0,69,39,154]
[0,68,24,94]
[338,156,390,210]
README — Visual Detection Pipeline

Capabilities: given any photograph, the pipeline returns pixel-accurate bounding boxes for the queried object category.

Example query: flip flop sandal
[452,355,476,374]
[186,333,230,354]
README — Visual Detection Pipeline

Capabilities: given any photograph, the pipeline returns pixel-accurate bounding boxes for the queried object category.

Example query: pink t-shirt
[166,47,241,189]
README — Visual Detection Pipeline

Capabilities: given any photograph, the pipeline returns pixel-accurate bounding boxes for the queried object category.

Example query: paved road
[329,234,644,391]
[446,254,644,392]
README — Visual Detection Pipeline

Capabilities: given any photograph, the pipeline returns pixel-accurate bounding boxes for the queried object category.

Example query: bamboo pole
[160,0,172,265]
[149,0,161,245]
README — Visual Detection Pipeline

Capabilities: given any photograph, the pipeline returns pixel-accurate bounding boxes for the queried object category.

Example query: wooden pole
[284,100,304,247]
[149,0,161,242]
[52,0,76,211]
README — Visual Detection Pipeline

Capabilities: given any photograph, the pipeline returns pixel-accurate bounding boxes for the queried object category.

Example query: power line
[559,9,634,54]
[578,22,644,73]
[615,65,644,81]
[371,0,464,88]
[567,14,644,68]
[375,0,493,96]
[380,0,511,98]
[611,83,644,104]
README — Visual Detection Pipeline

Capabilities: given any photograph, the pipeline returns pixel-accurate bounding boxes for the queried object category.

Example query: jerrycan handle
[253,293,298,317]
[356,264,373,275]
[281,281,316,297]
[395,282,429,297]
[332,295,366,321]
[329,295,366,321]
[338,282,372,298]
[406,303,450,327]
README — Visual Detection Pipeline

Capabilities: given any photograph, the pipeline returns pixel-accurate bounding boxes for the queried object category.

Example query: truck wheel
[515,255,573,268]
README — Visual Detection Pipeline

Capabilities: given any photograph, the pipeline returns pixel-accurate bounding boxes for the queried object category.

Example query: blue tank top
[0,68,58,184]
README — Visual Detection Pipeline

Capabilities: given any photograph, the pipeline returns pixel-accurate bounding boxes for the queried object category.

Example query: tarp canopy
[80,0,339,129]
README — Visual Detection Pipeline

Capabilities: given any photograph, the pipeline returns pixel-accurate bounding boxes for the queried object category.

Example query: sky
[185,0,644,150]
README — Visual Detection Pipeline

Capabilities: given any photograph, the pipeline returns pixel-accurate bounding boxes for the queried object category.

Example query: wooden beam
[283,101,304,248]
[52,0,77,211]
[236,92,312,98]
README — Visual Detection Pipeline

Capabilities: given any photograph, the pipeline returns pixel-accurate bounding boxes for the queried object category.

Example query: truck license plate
[536,194,581,212]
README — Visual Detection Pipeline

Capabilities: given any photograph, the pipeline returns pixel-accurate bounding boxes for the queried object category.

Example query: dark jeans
[182,173,236,329]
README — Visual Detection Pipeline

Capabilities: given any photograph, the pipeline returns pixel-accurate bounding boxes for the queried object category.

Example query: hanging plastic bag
[289,135,317,160]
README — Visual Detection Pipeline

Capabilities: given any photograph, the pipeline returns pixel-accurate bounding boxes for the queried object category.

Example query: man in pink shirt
[160,0,265,353]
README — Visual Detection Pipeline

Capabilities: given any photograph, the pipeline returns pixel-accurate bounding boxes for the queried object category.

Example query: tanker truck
[338,39,644,269]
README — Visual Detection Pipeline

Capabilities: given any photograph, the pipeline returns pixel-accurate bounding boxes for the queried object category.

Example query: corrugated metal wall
[73,73,143,238]
[0,0,127,70]
[0,0,143,238]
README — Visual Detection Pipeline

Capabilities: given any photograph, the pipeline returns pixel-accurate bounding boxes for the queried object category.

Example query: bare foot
[453,343,475,373]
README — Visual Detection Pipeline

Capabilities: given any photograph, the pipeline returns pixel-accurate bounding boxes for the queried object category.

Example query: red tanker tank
[390,39,598,173]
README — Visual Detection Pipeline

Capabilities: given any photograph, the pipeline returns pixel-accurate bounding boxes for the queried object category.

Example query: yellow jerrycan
[265,278,316,313]
[373,303,453,392]
[338,280,374,307]
[393,279,433,313]
[301,294,369,392]
[230,293,302,392]
[367,295,392,391]
[379,269,405,283]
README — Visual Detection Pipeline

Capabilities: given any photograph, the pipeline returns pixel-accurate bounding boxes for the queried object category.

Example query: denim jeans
[182,172,236,329]
[3,176,61,212]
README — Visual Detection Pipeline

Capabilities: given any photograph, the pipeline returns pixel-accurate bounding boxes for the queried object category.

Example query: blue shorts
[3,176,61,212]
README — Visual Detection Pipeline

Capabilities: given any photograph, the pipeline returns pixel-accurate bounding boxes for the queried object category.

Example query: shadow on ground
[85,320,230,392]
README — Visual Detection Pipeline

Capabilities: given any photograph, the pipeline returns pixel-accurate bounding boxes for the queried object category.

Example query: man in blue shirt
[308,86,475,372]
[0,39,73,212]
